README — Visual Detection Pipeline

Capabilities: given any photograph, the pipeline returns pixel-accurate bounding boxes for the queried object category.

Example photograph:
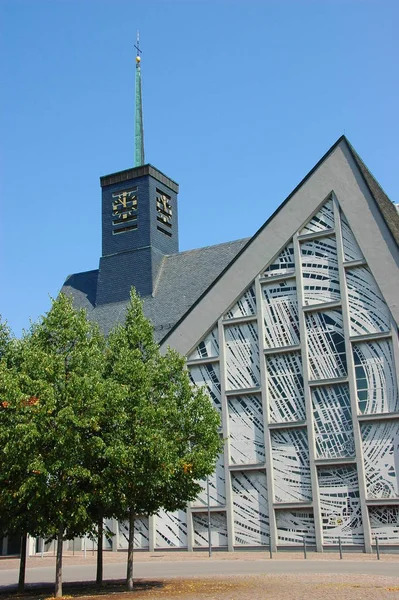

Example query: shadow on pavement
[0,578,164,599]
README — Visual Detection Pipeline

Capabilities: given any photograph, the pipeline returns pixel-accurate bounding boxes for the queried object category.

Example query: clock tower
[95,35,179,306]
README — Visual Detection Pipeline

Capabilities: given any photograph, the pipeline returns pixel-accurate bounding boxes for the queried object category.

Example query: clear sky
[1,0,398,336]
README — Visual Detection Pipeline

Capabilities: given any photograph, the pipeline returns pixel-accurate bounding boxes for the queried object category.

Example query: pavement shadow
[0,578,165,598]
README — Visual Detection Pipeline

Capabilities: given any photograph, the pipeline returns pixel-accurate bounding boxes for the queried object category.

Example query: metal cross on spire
[134,30,145,167]
[134,30,142,60]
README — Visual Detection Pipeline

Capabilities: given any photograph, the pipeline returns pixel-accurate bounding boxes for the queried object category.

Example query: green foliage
[0,317,12,360]
[0,296,109,542]
[105,289,222,519]
[0,288,222,583]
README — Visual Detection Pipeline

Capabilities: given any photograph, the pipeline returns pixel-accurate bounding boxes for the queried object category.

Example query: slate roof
[346,141,399,248]
[61,238,249,342]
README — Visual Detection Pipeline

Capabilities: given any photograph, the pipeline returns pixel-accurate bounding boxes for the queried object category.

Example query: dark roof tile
[61,238,249,342]
[346,140,399,248]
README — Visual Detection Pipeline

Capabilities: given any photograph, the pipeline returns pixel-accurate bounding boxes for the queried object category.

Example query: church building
[62,43,399,553]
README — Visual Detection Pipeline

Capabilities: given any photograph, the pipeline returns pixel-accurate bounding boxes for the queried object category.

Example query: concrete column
[218,318,235,551]
[1,536,7,556]
[293,231,324,552]
[255,275,278,552]
[390,324,399,405]
[333,196,372,553]
[111,519,119,551]
[186,508,194,552]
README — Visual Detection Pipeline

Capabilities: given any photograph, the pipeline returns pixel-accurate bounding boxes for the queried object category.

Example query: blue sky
[1,0,398,335]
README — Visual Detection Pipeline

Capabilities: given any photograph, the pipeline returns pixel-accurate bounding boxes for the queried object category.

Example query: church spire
[134,31,144,167]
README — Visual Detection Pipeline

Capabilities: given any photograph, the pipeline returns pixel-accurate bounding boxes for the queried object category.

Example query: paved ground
[1,550,399,590]
[1,575,399,600]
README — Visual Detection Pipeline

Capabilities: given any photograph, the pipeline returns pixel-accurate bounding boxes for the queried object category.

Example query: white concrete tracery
[99,195,398,552]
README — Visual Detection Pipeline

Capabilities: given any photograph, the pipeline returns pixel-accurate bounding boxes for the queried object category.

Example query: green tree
[0,318,11,359]
[0,321,50,592]
[106,290,222,590]
[83,376,127,587]
[0,296,110,598]
[0,321,20,585]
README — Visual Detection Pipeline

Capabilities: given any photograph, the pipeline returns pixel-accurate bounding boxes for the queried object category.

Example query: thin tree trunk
[18,533,27,592]
[55,526,63,598]
[96,513,104,587]
[126,509,134,591]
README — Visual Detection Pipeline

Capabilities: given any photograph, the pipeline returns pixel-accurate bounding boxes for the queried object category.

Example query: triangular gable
[162,137,399,356]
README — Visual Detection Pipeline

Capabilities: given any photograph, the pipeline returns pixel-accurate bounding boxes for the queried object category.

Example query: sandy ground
[1,573,399,600]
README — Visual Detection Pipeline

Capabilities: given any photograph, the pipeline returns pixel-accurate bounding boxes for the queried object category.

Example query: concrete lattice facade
[113,192,399,552]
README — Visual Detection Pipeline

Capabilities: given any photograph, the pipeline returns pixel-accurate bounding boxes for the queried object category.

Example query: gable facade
[151,138,399,552]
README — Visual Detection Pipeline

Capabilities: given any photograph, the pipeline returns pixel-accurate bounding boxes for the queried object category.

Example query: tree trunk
[18,533,27,593]
[96,513,104,587]
[55,526,63,598]
[126,509,135,591]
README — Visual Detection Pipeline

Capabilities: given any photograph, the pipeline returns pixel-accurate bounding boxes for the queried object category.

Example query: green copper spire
[134,31,144,167]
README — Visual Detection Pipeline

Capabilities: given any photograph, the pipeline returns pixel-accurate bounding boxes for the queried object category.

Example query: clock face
[112,189,137,221]
[112,188,138,233]
[156,189,172,228]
